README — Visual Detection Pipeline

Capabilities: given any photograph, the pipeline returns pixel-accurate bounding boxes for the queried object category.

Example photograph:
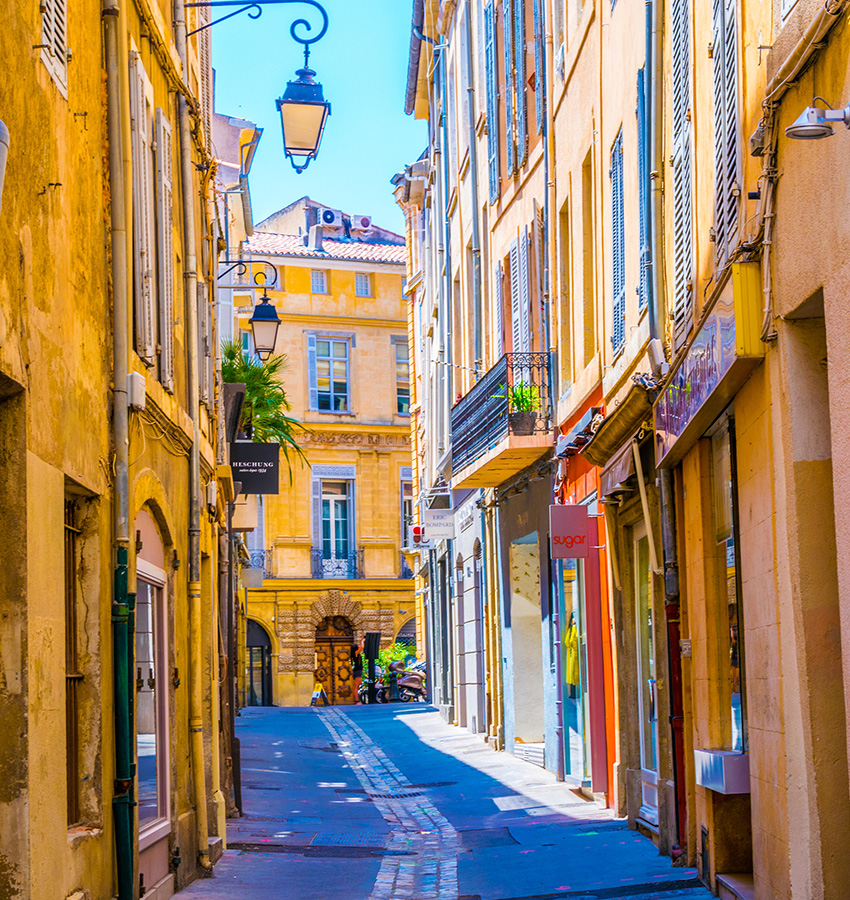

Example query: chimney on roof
[305,204,318,234]
[307,224,324,251]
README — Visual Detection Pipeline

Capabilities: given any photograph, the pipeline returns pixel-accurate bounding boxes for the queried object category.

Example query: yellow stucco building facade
[235,198,416,707]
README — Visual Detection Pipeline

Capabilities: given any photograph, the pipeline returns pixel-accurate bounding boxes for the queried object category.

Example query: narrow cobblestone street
[180,707,711,900]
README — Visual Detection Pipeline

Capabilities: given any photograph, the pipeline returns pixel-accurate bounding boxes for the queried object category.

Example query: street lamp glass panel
[249,297,281,359]
[280,101,330,155]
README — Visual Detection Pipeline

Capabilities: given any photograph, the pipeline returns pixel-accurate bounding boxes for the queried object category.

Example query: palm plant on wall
[221,339,308,476]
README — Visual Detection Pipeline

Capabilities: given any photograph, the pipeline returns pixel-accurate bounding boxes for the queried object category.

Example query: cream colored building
[236,198,416,707]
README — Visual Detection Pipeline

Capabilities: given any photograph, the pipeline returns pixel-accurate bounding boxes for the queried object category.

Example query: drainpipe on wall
[103,1,135,896]
[173,0,212,871]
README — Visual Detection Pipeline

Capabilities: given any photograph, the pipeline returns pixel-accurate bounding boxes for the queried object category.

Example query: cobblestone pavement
[177,706,713,900]
[319,707,459,900]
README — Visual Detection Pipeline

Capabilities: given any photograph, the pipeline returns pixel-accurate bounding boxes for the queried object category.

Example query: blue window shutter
[307,334,319,410]
[671,0,693,348]
[312,476,322,548]
[712,0,739,260]
[503,0,515,178]
[495,261,504,357]
[533,0,544,135]
[610,131,626,353]
[485,1,501,203]
[519,226,531,352]
[636,68,650,310]
[514,0,527,167]
[509,238,522,353]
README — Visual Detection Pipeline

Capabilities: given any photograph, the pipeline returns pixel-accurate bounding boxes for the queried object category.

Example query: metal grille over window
[355,273,371,297]
[610,130,626,353]
[64,499,83,826]
[311,269,329,294]
[484,1,501,203]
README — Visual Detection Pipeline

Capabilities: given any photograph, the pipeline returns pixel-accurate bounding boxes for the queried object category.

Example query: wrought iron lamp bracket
[184,0,328,65]
[217,259,278,289]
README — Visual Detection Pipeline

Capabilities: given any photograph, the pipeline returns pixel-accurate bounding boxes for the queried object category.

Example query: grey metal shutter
[636,69,650,310]
[484,1,501,203]
[503,0,515,179]
[533,0,545,135]
[671,0,693,349]
[610,131,626,354]
[155,107,175,391]
[307,334,318,410]
[712,0,740,261]
[514,0,528,167]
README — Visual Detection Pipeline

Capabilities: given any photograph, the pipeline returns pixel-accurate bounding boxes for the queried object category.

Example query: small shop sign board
[230,442,280,494]
[549,504,589,559]
[424,507,455,540]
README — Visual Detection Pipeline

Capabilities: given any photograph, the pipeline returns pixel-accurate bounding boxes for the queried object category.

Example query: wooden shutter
[636,69,650,310]
[495,261,504,357]
[514,0,528,167]
[156,108,175,390]
[509,240,521,353]
[198,6,213,148]
[610,132,626,353]
[41,0,68,92]
[503,0,515,179]
[519,226,531,352]
[130,53,156,365]
[484,2,501,203]
[197,283,210,404]
[307,334,319,410]
[533,0,545,135]
[712,0,740,260]
[671,0,693,349]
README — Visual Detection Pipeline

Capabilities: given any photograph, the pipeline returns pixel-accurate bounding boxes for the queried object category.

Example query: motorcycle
[389,660,427,702]
[358,664,387,704]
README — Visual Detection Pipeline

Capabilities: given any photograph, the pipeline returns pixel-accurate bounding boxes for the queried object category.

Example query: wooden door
[314,616,354,705]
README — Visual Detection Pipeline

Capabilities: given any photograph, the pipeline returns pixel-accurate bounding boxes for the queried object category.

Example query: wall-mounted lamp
[786,100,850,140]
[249,294,281,360]
[0,121,9,217]
[277,64,331,173]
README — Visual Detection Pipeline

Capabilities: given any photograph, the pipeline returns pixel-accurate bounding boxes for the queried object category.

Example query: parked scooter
[358,664,387,704]
[388,660,427,702]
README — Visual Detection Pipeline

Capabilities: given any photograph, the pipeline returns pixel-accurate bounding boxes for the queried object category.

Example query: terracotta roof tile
[246,231,406,265]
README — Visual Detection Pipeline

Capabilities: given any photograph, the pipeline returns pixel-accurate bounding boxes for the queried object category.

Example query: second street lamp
[249,294,282,360]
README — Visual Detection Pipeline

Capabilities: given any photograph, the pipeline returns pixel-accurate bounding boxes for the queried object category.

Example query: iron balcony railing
[311,546,365,579]
[248,549,273,578]
[450,352,553,474]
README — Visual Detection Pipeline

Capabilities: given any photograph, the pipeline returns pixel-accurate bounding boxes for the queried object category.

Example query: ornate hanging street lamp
[248,293,281,360]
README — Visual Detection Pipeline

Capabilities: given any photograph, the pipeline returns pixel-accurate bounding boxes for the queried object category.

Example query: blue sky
[212,0,426,235]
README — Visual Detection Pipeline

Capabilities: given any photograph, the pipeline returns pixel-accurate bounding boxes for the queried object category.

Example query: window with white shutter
[129,52,156,366]
[495,261,505,357]
[519,226,531,351]
[503,1,516,179]
[514,0,528,167]
[484,1,501,203]
[198,6,213,148]
[40,0,68,95]
[610,130,626,354]
[671,0,694,349]
[712,0,740,262]
[155,108,174,390]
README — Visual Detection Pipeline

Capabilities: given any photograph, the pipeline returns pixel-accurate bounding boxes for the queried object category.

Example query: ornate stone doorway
[314,616,355,705]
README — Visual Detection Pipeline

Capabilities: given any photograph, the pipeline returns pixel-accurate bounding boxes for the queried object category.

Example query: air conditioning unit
[350,214,372,231]
[317,207,343,228]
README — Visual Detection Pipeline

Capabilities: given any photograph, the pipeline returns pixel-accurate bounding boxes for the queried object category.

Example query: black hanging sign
[230,442,280,495]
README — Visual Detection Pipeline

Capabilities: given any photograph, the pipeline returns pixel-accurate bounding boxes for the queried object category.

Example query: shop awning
[600,440,635,499]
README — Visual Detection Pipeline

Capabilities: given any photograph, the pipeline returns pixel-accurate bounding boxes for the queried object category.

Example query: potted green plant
[508,381,542,435]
